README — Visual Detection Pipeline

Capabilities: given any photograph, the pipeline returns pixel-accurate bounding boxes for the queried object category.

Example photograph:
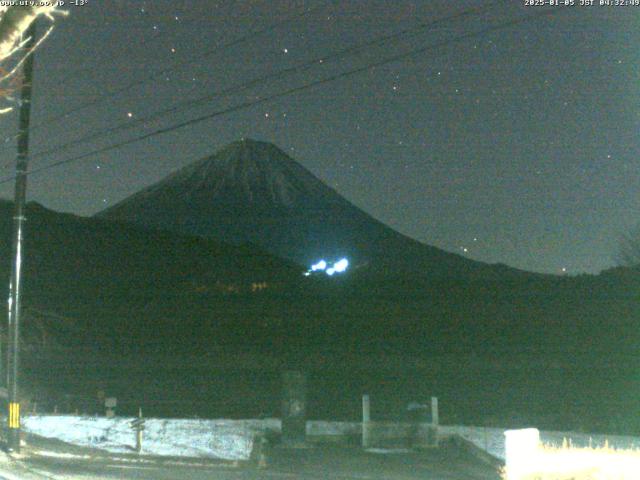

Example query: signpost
[105,397,117,418]
[130,408,145,453]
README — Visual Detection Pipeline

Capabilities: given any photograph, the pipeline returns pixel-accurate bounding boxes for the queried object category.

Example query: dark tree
[617,226,640,268]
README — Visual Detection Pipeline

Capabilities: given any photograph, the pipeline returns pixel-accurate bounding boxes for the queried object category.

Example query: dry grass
[502,440,640,480]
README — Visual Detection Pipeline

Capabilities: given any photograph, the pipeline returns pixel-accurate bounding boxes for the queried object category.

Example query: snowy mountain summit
[99,139,499,276]
[132,139,342,209]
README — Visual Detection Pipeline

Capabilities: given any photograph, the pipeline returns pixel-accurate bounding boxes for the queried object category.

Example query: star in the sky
[26,0,634,275]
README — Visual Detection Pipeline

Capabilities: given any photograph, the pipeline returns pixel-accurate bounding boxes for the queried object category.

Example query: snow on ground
[365,448,411,454]
[23,416,280,460]
[439,425,640,461]
[22,415,640,463]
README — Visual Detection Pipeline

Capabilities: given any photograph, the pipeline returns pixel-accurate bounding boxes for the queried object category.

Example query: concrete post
[362,394,370,448]
[431,397,439,425]
[429,396,439,447]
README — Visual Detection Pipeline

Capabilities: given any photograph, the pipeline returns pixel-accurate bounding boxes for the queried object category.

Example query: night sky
[0,0,637,275]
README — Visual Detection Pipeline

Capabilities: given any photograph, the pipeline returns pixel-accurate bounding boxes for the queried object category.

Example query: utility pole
[6,20,37,453]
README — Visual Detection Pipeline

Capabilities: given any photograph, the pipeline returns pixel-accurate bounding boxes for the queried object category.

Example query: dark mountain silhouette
[98,139,528,279]
[0,199,637,432]
[0,200,305,347]
[0,142,635,431]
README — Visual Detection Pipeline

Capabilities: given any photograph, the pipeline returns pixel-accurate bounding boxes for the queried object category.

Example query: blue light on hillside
[305,258,349,277]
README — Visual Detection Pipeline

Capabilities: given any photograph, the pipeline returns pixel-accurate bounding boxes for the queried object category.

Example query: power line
[0,1,333,149]
[25,1,503,164]
[0,6,571,186]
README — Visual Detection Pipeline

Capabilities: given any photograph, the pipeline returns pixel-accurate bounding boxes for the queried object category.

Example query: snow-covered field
[23,416,280,460]
[22,415,640,463]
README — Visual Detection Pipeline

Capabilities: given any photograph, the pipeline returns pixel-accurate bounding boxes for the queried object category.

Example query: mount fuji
[98,139,518,278]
